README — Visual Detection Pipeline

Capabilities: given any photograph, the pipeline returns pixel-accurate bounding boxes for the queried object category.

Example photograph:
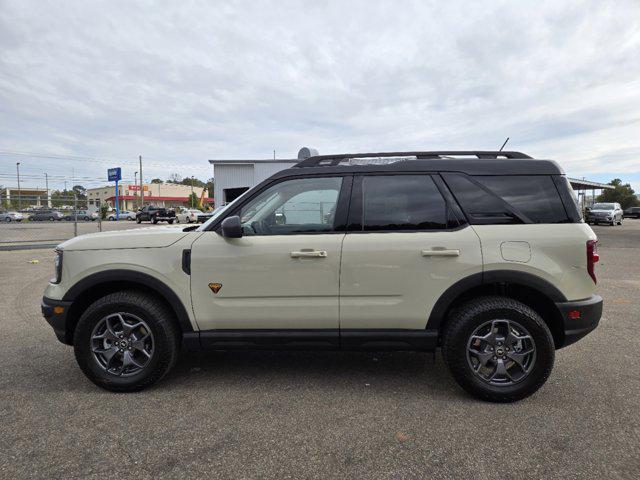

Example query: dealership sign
[128,184,148,191]
[107,167,122,182]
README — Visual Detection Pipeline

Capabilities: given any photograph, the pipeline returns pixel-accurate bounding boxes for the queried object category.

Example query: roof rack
[295,150,532,168]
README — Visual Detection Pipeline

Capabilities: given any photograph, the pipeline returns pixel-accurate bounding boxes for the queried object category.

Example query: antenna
[499,137,509,151]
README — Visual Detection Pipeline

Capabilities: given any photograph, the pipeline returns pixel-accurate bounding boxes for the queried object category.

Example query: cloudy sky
[1,0,639,191]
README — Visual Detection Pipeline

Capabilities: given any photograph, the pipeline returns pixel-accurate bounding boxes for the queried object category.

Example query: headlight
[52,248,63,284]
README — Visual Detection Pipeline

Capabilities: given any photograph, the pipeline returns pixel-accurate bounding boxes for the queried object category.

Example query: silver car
[586,202,623,226]
[0,211,23,222]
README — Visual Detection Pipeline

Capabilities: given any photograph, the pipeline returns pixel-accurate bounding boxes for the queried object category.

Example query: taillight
[587,239,599,284]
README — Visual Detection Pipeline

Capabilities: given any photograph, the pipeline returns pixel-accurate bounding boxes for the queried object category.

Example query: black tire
[168,219,174,224]
[442,296,555,403]
[4,217,10,222]
[73,291,180,392]
[136,217,141,224]
[152,217,158,224]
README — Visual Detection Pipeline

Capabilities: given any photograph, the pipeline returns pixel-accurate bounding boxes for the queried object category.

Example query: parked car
[135,205,175,224]
[176,208,202,224]
[107,210,136,221]
[623,206,640,218]
[585,202,623,225]
[197,206,224,223]
[42,149,602,402]
[30,209,63,221]
[0,211,23,222]
[63,210,98,221]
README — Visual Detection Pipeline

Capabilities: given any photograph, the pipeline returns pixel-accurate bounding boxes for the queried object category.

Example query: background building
[87,183,211,211]
[1,187,51,208]
[209,159,299,205]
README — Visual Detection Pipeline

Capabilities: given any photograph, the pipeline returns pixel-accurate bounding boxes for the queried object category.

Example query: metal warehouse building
[209,148,317,205]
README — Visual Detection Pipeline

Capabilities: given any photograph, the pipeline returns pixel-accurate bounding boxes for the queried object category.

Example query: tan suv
[41,150,602,402]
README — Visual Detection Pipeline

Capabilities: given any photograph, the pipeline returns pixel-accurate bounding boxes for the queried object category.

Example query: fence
[0,195,108,249]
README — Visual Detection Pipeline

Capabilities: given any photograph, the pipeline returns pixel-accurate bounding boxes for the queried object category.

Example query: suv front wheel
[442,296,555,403]
[73,291,180,392]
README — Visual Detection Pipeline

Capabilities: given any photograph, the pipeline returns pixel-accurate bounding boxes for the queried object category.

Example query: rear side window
[361,175,447,230]
[443,173,570,224]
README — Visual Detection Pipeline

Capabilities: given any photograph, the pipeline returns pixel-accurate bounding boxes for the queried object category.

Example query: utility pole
[45,172,50,207]
[139,155,143,208]
[134,171,138,209]
[190,176,195,208]
[16,162,21,210]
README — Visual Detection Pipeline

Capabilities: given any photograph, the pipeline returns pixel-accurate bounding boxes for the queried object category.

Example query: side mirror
[220,215,243,238]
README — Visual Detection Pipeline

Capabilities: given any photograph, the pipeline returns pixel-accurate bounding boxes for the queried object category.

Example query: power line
[0,150,212,169]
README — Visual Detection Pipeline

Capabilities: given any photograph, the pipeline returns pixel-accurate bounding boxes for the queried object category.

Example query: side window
[473,175,569,223]
[238,177,343,235]
[361,175,447,231]
[444,173,570,224]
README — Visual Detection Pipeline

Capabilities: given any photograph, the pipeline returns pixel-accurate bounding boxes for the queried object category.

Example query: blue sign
[108,167,122,220]
[107,167,121,182]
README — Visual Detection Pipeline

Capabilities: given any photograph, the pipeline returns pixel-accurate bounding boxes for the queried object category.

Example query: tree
[72,185,86,199]
[180,177,205,188]
[167,173,182,183]
[150,178,163,184]
[596,179,639,209]
[188,192,199,209]
[205,177,214,197]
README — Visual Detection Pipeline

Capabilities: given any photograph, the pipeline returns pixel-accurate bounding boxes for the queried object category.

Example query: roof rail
[294,150,532,168]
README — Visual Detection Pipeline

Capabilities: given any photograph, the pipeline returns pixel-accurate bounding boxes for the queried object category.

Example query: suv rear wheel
[442,296,554,403]
[73,291,180,392]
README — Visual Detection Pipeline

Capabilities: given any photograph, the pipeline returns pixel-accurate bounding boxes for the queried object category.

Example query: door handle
[290,250,328,258]
[421,248,460,257]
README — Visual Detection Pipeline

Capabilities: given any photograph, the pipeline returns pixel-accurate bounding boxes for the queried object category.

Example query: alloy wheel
[466,319,536,386]
[90,312,154,377]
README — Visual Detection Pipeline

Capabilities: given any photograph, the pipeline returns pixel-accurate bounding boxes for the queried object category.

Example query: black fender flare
[426,270,567,331]
[63,269,194,333]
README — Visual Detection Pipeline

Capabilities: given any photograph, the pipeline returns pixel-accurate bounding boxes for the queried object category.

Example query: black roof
[273,151,564,177]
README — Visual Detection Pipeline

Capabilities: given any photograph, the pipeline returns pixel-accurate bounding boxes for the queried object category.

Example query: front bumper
[555,294,603,348]
[586,215,612,223]
[41,296,73,345]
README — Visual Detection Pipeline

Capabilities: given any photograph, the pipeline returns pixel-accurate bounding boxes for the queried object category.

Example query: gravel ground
[0,221,638,479]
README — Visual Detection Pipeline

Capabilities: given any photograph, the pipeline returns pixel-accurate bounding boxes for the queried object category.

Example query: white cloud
[1,0,639,190]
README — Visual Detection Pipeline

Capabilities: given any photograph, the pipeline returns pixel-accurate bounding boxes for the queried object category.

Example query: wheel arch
[62,270,193,345]
[427,270,567,348]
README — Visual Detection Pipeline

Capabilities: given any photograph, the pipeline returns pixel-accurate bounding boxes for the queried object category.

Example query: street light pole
[134,171,138,209]
[45,172,50,207]
[16,162,21,210]
[191,176,194,208]
[139,155,143,208]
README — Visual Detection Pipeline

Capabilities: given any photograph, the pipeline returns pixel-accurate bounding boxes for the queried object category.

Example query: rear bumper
[41,296,73,345]
[555,294,603,348]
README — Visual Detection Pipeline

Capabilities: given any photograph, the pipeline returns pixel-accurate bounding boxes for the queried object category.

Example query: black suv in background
[135,205,176,224]
[623,206,640,218]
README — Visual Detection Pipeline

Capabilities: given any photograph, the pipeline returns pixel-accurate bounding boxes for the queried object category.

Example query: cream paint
[339,226,483,330]
[45,221,598,333]
[189,231,344,330]
[44,233,202,330]
[475,223,597,301]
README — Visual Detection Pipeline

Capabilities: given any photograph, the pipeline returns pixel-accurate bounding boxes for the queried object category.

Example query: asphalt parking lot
[1,221,638,479]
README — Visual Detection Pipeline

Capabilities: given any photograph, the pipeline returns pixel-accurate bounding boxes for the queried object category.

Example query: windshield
[196,203,238,231]
[592,203,615,210]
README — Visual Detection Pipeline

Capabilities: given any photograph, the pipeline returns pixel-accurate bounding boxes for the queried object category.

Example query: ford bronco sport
[42,150,602,402]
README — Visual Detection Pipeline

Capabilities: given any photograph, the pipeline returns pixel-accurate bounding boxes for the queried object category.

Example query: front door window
[238,177,343,235]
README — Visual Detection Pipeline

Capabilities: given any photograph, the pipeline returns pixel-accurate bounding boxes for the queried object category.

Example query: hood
[59,226,190,251]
